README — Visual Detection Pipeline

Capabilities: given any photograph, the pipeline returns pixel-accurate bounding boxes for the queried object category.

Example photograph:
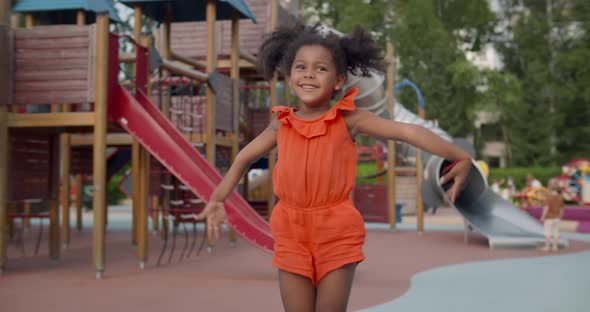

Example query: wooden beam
[170,51,207,69]
[92,14,109,279]
[215,134,234,148]
[239,50,257,65]
[71,133,132,146]
[7,112,95,127]
[386,41,397,230]
[160,59,208,83]
[205,0,217,167]
[24,13,33,28]
[216,59,256,69]
[119,53,136,64]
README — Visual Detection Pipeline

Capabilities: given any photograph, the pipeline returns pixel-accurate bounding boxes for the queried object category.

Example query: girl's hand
[194,200,227,242]
[439,159,471,203]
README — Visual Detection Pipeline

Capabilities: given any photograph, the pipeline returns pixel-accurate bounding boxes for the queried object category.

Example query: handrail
[160,59,209,83]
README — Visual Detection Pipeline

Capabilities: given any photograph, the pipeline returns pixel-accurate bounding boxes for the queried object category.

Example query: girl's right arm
[195,119,281,241]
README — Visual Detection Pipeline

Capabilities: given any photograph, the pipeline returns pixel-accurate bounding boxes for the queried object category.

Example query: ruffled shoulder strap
[336,87,357,112]
[271,106,295,125]
[323,88,357,122]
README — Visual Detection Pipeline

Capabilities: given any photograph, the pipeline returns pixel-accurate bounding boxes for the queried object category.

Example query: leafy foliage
[301,0,589,165]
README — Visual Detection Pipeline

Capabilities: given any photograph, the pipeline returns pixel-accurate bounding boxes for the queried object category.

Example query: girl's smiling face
[289,45,345,109]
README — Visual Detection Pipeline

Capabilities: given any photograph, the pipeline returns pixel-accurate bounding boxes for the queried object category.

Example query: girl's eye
[317,67,327,71]
[295,64,305,70]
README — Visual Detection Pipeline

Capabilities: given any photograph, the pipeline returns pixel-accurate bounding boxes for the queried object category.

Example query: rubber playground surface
[1,208,589,312]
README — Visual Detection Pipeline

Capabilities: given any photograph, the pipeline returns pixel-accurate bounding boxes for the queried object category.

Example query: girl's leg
[552,221,560,251]
[542,221,551,251]
[278,269,316,312]
[315,263,357,312]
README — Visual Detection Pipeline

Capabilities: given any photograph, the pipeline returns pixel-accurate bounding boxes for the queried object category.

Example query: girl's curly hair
[257,23,387,80]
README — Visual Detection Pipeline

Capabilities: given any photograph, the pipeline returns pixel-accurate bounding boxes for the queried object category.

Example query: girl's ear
[334,74,346,91]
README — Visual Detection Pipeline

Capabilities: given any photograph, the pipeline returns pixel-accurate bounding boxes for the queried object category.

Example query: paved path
[361,231,590,312]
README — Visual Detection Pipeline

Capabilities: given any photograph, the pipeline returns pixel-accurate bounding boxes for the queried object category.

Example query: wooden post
[137,35,151,268]
[1,5,9,271]
[137,146,149,268]
[151,195,159,233]
[76,10,85,25]
[75,174,83,231]
[205,0,217,166]
[92,13,109,278]
[204,0,218,247]
[49,201,60,260]
[267,0,278,217]
[24,13,32,28]
[227,10,242,244]
[130,4,143,247]
[386,41,397,230]
[416,107,425,234]
[0,105,7,272]
[131,141,140,245]
[49,136,60,262]
[10,13,19,28]
[160,6,172,232]
[60,129,71,248]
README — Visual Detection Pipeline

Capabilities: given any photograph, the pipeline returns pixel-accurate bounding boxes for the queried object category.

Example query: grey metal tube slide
[422,156,568,249]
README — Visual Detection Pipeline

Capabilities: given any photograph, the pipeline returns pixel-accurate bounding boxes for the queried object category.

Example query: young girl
[196,24,471,311]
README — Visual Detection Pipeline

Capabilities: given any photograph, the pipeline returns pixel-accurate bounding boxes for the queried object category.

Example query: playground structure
[0,0,304,276]
[2,0,567,279]
[556,158,590,205]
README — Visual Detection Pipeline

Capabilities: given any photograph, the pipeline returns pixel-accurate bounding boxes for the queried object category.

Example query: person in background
[527,174,542,188]
[541,178,564,252]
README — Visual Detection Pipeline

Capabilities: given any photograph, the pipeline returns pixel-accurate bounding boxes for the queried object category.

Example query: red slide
[115,86,273,252]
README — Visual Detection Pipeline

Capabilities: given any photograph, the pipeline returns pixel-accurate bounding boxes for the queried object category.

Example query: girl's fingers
[194,211,205,221]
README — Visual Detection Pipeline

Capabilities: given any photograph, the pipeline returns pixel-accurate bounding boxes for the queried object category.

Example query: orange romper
[270,88,366,286]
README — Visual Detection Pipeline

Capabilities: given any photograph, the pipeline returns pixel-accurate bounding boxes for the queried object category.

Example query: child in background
[541,178,564,251]
[196,24,471,311]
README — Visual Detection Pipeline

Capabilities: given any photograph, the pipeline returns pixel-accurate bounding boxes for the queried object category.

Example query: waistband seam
[277,198,351,211]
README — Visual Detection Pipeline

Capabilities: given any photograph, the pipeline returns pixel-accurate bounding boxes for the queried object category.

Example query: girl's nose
[304,70,314,79]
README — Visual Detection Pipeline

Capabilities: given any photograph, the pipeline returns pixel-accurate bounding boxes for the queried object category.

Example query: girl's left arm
[345,110,472,202]
[346,110,471,161]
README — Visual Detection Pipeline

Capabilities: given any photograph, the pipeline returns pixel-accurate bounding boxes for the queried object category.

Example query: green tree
[495,0,590,165]
[388,0,494,137]
[302,0,496,138]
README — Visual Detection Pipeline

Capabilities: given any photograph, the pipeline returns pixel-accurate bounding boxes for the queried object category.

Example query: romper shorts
[270,198,366,286]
